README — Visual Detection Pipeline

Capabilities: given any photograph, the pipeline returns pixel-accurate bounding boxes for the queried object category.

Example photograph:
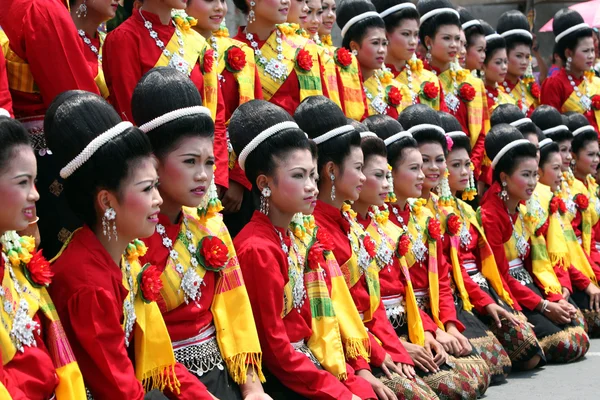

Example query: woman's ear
[324,160,338,180]
[349,40,360,54]
[96,189,115,214]
[424,35,433,50]
[256,174,271,192]
[499,171,507,185]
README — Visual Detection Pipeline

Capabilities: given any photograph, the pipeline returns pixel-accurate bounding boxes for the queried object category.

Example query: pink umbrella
[539,0,600,32]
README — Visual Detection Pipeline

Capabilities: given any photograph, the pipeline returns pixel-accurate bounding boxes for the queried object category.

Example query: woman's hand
[356,369,396,400]
[435,328,462,356]
[402,340,439,373]
[586,283,600,312]
[557,299,577,318]
[240,367,272,400]
[398,362,416,379]
[380,353,403,379]
[425,332,448,366]
[244,394,273,400]
[543,301,571,324]
[446,323,472,356]
[484,303,519,328]
[561,287,571,301]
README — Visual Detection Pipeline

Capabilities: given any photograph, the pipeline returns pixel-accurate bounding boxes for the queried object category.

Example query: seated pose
[46,91,210,399]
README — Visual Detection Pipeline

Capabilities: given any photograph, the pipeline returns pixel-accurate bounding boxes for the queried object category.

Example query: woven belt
[291,340,322,367]
[464,262,489,290]
[382,294,406,328]
[173,324,224,377]
[508,258,533,286]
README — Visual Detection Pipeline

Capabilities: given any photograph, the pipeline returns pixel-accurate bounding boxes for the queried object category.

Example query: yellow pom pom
[7,250,19,267]
[20,236,36,253]
[18,248,32,264]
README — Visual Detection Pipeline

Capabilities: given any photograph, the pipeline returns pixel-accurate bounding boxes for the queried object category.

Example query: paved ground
[482,339,599,399]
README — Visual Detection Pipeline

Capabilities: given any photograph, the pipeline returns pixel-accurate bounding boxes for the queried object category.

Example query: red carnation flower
[574,193,589,211]
[559,199,567,214]
[458,83,476,102]
[421,81,439,100]
[225,46,247,72]
[397,234,411,257]
[296,49,313,71]
[427,218,441,241]
[25,250,53,287]
[386,86,403,106]
[550,196,567,215]
[199,236,229,272]
[529,82,541,99]
[334,47,353,68]
[316,229,334,253]
[363,235,377,258]
[535,219,549,238]
[139,264,163,303]
[307,242,326,270]
[203,48,215,73]
[446,214,462,236]
[592,94,600,111]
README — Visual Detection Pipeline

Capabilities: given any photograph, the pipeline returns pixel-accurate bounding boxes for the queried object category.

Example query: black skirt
[570,289,600,338]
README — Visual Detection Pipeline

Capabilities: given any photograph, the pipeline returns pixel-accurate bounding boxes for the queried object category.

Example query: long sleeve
[167,364,212,400]
[540,74,566,111]
[213,85,229,188]
[437,242,464,330]
[366,300,413,365]
[0,50,13,116]
[420,310,438,334]
[554,264,573,294]
[568,265,592,292]
[460,265,494,313]
[470,132,485,179]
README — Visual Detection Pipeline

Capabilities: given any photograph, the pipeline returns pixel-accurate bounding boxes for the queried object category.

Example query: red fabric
[0,50,13,117]
[234,211,374,400]
[103,11,228,188]
[82,35,101,82]
[479,182,542,311]
[48,226,209,400]
[313,201,413,366]
[541,68,599,131]
[385,64,448,112]
[0,353,27,400]
[0,0,99,118]
[484,85,497,112]
[568,265,591,292]
[554,263,573,294]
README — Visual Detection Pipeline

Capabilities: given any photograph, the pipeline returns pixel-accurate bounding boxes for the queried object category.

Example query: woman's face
[574,140,600,176]
[558,140,573,172]
[84,0,118,22]
[466,33,486,71]
[507,44,531,77]
[483,48,508,84]
[354,27,388,71]
[392,148,424,199]
[302,0,322,36]
[359,155,390,207]
[333,146,366,202]
[570,37,595,73]
[254,0,290,26]
[539,152,563,192]
[163,0,189,9]
[287,0,308,25]
[307,157,320,214]
[318,0,336,36]
[447,148,470,193]
[524,132,540,162]
[504,157,538,202]
[268,149,317,216]
[0,146,39,234]
[187,0,226,33]
[112,157,163,241]
[428,25,460,65]
[458,30,467,67]
[387,19,419,62]
[419,142,446,194]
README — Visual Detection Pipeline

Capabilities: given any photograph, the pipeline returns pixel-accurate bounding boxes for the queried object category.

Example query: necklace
[433,62,461,112]
[121,256,137,347]
[485,85,498,107]
[390,204,428,263]
[275,228,306,312]
[246,29,288,82]
[341,208,376,274]
[503,80,528,114]
[78,29,101,62]
[364,72,389,115]
[508,209,529,260]
[403,63,418,104]
[139,9,189,75]
[454,200,473,248]
[367,206,395,272]
[567,73,592,111]
[210,35,219,64]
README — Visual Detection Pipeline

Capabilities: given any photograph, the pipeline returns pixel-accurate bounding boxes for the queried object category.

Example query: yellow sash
[396,62,443,111]
[326,45,365,120]
[315,45,342,109]
[96,33,109,99]
[511,78,539,112]
[0,382,10,399]
[0,31,37,94]
[214,36,257,111]
[363,70,411,116]
[561,76,600,126]
[564,176,595,256]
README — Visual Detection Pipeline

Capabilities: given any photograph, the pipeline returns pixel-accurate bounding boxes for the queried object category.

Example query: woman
[131,68,270,399]
[372,0,446,111]
[479,123,589,363]
[298,96,437,399]
[531,106,575,174]
[301,0,323,41]
[416,0,488,180]
[46,91,209,399]
[496,10,540,116]
[69,0,117,98]
[0,117,86,399]
[337,0,411,119]
[458,9,485,74]
[230,99,375,400]
[103,0,229,193]
[480,22,516,113]
[542,9,600,131]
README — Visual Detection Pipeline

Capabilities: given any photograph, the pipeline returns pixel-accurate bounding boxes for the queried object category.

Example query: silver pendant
[169,53,190,75]
[412,235,428,263]
[264,58,288,82]
[445,93,460,112]
[371,95,388,114]
[580,95,592,111]
[459,223,472,248]
[516,236,529,260]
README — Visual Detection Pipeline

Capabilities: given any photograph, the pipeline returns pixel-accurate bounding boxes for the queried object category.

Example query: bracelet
[540,299,549,314]
[28,216,39,225]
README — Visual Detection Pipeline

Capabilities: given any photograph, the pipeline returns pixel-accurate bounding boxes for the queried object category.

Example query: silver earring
[76,0,87,18]
[330,173,336,201]
[102,207,117,241]
[500,181,509,201]
[426,46,432,63]
[260,186,271,215]
[247,1,256,23]
[566,56,572,71]
[351,49,358,56]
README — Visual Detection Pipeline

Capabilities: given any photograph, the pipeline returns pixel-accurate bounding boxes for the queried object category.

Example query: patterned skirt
[571,289,600,338]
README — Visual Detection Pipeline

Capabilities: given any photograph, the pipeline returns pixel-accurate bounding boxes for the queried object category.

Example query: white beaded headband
[572,125,596,137]
[139,106,212,133]
[538,138,553,148]
[407,124,445,135]
[238,121,301,170]
[384,131,412,146]
[60,121,133,179]
[485,33,502,42]
[380,3,416,19]
[491,139,531,169]
[500,29,533,40]
[0,108,10,118]
[341,11,380,38]
[509,118,532,128]
[542,125,569,136]
[420,8,459,24]
[446,131,467,138]
[556,23,590,43]
[314,124,355,145]
[360,131,379,139]
[461,20,481,30]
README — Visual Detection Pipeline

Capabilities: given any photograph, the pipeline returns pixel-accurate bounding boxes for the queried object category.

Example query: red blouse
[386,63,448,112]
[0,50,13,116]
[48,226,208,400]
[234,211,375,400]
[0,0,99,118]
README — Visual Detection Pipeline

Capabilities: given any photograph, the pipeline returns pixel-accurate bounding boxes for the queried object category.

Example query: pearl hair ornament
[238,121,303,170]
[138,106,212,133]
[491,139,531,169]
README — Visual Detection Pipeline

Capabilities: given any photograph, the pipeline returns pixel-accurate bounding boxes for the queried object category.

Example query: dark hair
[458,8,484,49]
[485,123,537,182]
[295,96,360,174]
[539,140,560,169]
[439,111,471,154]
[530,105,573,143]
[490,104,539,138]
[566,113,598,154]
[0,117,31,172]
[398,104,447,154]
[45,91,153,228]
[553,9,593,63]
[347,117,368,133]
[229,100,311,200]
[337,0,385,49]
[131,67,215,158]
[364,114,417,168]
[233,0,250,15]
[480,20,507,64]
[372,0,420,33]
[496,10,532,52]
[416,0,460,46]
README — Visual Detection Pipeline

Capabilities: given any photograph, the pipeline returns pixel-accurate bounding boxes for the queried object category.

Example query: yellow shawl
[214,36,257,112]
[363,69,412,116]
[324,45,366,121]
[561,72,600,125]
[395,58,443,111]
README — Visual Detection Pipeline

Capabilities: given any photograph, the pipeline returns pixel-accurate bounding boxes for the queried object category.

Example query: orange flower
[25,250,53,287]
[396,234,411,257]
[446,214,462,236]
[225,46,247,72]
[199,236,229,272]
[139,264,163,303]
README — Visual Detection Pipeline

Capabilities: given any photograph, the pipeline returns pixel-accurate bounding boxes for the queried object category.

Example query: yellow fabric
[511,78,539,111]
[564,176,594,256]
[363,70,412,116]
[214,36,257,110]
[561,75,600,125]
[0,383,10,399]
[488,87,518,113]
[0,31,37,94]
[324,44,366,121]
[395,62,443,110]
[315,45,342,109]
[95,32,109,99]
[159,208,264,384]
[54,362,87,399]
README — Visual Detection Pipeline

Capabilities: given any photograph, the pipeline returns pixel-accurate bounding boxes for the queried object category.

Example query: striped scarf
[561,72,600,126]
[325,45,367,121]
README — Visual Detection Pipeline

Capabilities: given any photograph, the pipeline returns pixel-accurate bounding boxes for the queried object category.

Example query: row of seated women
[1,62,599,399]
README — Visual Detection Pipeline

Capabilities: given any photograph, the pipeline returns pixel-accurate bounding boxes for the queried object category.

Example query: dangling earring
[351,49,358,56]
[426,46,432,63]
[248,0,256,23]
[76,0,88,18]
[102,207,117,241]
[566,56,572,71]
[462,163,477,201]
[330,172,336,201]
[480,70,485,82]
[500,181,509,201]
[260,186,271,215]
[438,169,453,206]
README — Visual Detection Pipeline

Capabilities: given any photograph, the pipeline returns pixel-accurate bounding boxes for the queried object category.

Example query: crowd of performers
[0,0,600,398]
